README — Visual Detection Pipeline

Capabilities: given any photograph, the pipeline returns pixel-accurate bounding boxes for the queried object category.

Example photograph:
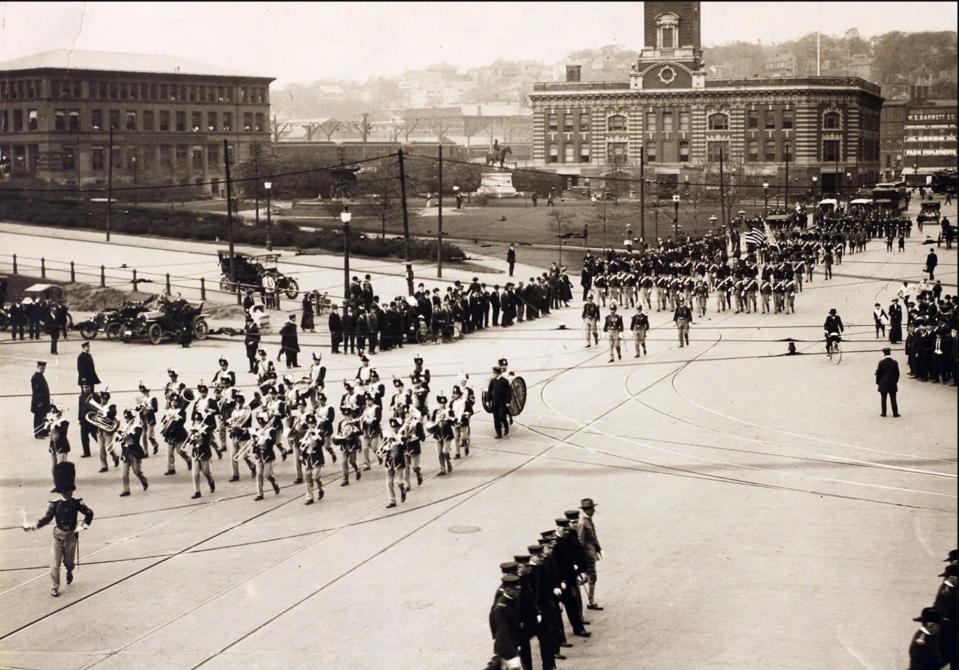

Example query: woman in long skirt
[301,293,315,332]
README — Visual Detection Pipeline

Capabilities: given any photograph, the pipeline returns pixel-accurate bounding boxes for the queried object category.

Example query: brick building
[0,50,273,197]
[528,1,883,198]
[880,87,958,183]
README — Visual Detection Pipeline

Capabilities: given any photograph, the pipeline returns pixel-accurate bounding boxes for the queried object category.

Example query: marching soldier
[655,274,669,311]
[695,280,710,318]
[333,406,362,486]
[381,418,408,509]
[744,276,758,314]
[784,277,797,314]
[186,416,216,499]
[359,392,383,471]
[674,298,693,348]
[581,295,600,348]
[640,273,653,310]
[429,394,455,476]
[135,383,160,456]
[118,410,148,497]
[251,410,282,501]
[298,413,327,505]
[451,378,474,459]
[22,462,94,597]
[760,278,773,314]
[630,306,649,357]
[603,304,624,363]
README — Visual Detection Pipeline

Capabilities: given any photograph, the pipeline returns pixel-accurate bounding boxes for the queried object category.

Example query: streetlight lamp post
[341,206,352,304]
[264,181,273,251]
[672,194,680,242]
[762,181,769,219]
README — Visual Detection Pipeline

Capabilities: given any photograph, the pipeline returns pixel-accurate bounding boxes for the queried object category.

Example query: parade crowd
[908,549,957,670]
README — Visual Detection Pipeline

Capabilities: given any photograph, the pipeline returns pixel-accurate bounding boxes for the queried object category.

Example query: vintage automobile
[77,296,155,340]
[917,202,941,226]
[217,250,300,299]
[118,298,209,344]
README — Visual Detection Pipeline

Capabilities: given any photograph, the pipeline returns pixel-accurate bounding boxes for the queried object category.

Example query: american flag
[744,227,768,247]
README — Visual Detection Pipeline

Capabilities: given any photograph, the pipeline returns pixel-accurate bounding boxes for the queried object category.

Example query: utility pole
[398,149,413,295]
[132,154,138,205]
[254,147,260,227]
[224,139,235,287]
[437,144,443,278]
[719,147,726,230]
[639,146,646,244]
[672,194,680,242]
[106,127,113,241]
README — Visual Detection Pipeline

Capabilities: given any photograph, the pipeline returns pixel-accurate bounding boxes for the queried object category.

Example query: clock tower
[630,1,706,90]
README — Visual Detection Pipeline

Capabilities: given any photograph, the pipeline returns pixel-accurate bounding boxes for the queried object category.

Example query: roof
[0,49,273,80]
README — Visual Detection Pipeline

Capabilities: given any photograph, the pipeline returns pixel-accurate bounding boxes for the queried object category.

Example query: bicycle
[825,333,843,364]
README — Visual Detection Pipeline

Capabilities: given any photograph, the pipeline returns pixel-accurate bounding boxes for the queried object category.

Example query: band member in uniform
[118,410,148,497]
[78,382,97,458]
[630,305,649,357]
[401,404,425,488]
[48,410,71,468]
[160,392,190,476]
[227,393,257,480]
[135,383,160,456]
[91,389,120,472]
[603,304,624,363]
[186,415,216,499]
[581,295,600,348]
[315,392,338,464]
[251,410,282,500]
[297,413,326,505]
[429,394,455,476]
[451,381,473,459]
[333,406,362,486]
[191,383,223,459]
[22,462,94,597]
[380,418,408,509]
[359,392,382,471]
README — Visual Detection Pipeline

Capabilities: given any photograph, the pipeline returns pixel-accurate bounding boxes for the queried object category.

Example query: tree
[546,207,577,234]
[271,115,291,143]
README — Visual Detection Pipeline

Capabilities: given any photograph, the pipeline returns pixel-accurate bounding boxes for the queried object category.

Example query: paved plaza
[0,209,955,669]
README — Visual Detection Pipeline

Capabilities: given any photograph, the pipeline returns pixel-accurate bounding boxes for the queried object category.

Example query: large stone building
[880,88,958,183]
[0,50,273,197]
[528,1,883,198]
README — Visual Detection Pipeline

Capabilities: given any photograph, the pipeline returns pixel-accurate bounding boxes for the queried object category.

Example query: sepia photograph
[0,2,956,668]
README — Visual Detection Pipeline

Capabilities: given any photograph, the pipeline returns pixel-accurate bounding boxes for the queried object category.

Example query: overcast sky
[1,2,955,85]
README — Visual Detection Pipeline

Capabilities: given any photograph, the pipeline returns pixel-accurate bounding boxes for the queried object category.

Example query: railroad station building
[0,50,273,196]
[528,1,884,199]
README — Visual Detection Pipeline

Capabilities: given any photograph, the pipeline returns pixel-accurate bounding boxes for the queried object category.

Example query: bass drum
[508,376,527,417]
[481,390,493,414]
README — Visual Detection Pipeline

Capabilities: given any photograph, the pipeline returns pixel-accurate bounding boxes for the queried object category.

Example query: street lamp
[672,194,680,242]
[708,214,718,236]
[811,176,818,199]
[845,172,852,201]
[264,181,273,251]
[341,206,352,303]
[762,181,769,219]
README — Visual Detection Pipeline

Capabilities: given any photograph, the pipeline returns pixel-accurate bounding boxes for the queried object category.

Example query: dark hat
[945,549,959,562]
[501,574,521,587]
[51,461,76,493]
[436,395,448,404]
[940,564,958,578]
[492,366,502,374]
[913,607,942,623]
[197,382,209,392]
[513,554,531,564]
[555,518,570,527]
[499,561,519,574]
[537,538,553,546]
[580,497,597,509]
[882,347,891,355]
[540,530,556,539]
[564,510,580,520]
[360,354,369,362]
[498,358,508,367]
[37,360,47,367]
[413,355,423,363]
[528,544,544,555]
[218,357,228,364]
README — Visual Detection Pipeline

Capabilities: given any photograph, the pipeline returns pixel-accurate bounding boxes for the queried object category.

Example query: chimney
[566,65,581,82]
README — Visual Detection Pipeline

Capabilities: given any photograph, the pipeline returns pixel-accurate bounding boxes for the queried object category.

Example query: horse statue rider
[486,140,512,168]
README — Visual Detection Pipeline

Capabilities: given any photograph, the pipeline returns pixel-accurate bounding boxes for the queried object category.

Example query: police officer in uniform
[909,607,943,670]
[23,462,94,597]
[489,574,524,669]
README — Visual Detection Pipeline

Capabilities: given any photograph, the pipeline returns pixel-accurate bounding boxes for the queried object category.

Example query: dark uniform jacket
[77,351,101,385]
[36,497,94,532]
[279,322,299,353]
[31,372,50,413]
[488,598,522,660]
[875,357,900,393]
[488,376,512,409]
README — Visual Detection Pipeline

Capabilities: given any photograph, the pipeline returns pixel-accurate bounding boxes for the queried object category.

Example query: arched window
[823,111,841,129]
[656,13,679,49]
[708,113,729,131]
[607,115,627,132]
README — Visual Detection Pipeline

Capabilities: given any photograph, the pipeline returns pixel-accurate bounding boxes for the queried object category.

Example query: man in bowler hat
[577,497,604,611]
[875,347,901,417]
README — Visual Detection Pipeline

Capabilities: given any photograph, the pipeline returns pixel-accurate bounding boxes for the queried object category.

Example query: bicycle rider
[823,308,844,355]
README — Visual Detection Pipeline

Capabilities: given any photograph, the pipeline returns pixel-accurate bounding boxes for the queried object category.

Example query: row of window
[546,111,799,134]
[0,108,266,133]
[0,78,268,105]
[0,142,227,173]
[544,138,800,164]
